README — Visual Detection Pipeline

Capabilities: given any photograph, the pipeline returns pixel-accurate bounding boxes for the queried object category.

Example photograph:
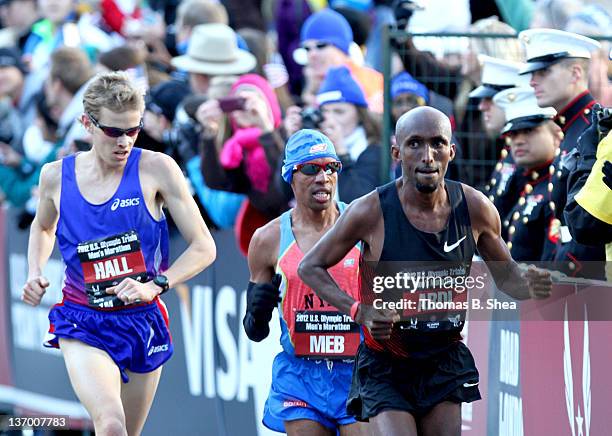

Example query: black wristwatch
[152,275,170,295]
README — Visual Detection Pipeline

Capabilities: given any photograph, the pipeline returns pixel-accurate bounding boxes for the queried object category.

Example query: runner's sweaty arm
[299,184,551,328]
[104,152,216,302]
[462,185,552,300]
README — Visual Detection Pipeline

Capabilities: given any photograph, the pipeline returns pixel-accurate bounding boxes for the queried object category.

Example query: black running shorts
[347,341,481,420]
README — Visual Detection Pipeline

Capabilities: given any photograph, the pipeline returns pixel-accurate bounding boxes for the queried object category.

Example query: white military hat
[469,55,531,99]
[493,87,557,133]
[518,28,601,74]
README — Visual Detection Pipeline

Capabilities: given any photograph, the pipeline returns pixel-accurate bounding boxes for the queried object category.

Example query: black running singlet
[361,179,477,358]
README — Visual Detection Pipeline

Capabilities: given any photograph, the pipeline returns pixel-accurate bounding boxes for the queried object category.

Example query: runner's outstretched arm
[299,195,399,339]
[464,185,552,300]
[298,199,368,314]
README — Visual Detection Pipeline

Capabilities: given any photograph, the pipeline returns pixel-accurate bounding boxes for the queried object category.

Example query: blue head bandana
[281,129,340,184]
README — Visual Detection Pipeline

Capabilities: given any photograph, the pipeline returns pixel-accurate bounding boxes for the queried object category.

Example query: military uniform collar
[521,159,554,186]
[554,90,595,132]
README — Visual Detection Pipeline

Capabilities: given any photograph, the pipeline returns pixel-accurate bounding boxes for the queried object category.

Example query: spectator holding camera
[198,73,290,221]
[217,74,283,193]
[141,79,246,231]
[196,73,291,254]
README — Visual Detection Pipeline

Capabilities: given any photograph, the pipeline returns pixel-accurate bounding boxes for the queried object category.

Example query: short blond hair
[83,71,145,119]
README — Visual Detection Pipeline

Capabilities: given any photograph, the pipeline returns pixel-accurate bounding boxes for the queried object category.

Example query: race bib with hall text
[77,231,148,308]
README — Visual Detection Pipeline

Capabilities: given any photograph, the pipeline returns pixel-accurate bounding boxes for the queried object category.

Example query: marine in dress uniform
[519,29,605,277]
[493,87,560,261]
[472,56,532,231]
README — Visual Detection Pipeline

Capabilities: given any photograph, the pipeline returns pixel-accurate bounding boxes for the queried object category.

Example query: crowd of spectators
[0,0,609,258]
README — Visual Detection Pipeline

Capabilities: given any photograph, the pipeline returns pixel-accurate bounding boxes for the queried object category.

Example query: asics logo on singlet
[111,197,140,211]
[443,235,466,253]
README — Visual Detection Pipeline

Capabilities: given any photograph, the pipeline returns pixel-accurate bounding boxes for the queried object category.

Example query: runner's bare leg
[121,367,163,436]
[59,338,127,436]
[370,410,418,436]
[339,421,369,435]
[418,401,461,436]
[285,419,335,436]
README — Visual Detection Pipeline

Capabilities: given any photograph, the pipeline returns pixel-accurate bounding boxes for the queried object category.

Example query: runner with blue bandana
[244,129,367,435]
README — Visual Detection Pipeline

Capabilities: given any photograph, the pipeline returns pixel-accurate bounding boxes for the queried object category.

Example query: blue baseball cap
[300,9,353,55]
[316,66,368,107]
[282,129,340,184]
[391,72,429,104]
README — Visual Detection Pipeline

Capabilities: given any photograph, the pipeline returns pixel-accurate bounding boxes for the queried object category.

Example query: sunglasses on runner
[301,42,330,52]
[293,161,342,176]
[87,112,143,138]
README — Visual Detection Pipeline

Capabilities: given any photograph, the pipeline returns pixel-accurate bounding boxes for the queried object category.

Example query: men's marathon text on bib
[77,231,148,308]
[293,310,360,359]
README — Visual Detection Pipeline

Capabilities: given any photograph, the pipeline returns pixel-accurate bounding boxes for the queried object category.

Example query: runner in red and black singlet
[299,107,552,436]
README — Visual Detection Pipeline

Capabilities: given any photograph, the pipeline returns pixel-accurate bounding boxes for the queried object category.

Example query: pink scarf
[219,74,281,193]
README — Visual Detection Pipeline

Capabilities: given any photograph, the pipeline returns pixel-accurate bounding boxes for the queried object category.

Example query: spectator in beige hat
[171,23,256,95]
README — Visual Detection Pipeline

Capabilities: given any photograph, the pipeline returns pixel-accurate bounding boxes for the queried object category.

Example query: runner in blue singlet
[21,71,216,435]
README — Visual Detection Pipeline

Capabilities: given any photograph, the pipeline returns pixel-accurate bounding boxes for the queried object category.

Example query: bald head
[392,106,455,193]
[396,106,452,143]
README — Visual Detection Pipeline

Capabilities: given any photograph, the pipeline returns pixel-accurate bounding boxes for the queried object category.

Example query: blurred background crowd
[0,0,610,263]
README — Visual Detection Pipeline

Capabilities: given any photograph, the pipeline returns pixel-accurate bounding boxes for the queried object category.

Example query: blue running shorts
[45,298,173,383]
[263,351,356,433]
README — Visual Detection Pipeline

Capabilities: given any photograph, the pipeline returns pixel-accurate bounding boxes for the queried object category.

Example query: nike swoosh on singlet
[443,236,467,253]
[463,381,479,388]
